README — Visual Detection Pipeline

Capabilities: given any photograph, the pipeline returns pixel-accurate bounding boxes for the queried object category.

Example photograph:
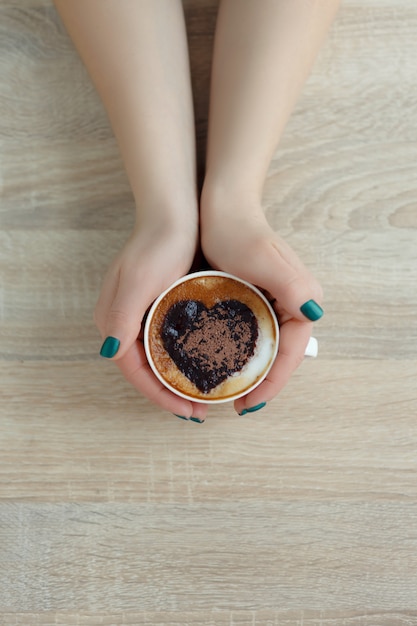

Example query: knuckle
[280,346,305,371]
[293,349,306,370]
[306,273,324,303]
[93,304,104,332]
[308,278,324,303]
[281,272,303,300]
[107,307,130,328]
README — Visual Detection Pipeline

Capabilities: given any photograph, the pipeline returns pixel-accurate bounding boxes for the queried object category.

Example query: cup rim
[143,270,280,404]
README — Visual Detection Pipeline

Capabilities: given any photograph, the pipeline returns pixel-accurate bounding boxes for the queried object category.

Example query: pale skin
[53,0,340,421]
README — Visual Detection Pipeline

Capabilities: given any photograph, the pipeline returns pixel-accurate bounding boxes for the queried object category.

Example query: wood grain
[1,0,417,623]
[1,502,416,611]
[2,613,417,626]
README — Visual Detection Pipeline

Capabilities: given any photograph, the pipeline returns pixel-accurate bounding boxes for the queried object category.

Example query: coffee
[144,272,278,403]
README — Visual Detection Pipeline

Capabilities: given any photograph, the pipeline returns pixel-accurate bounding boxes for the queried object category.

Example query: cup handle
[304,337,318,358]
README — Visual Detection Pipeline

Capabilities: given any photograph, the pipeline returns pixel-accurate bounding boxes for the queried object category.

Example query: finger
[94,263,119,331]
[97,267,166,361]
[234,318,313,415]
[237,239,324,324]
[118,339,208,421]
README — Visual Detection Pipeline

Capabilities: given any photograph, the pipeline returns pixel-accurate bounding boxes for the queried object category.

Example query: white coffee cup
[144,271,317,404]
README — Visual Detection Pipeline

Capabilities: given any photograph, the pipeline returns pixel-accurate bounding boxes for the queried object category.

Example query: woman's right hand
[94,221,208,422]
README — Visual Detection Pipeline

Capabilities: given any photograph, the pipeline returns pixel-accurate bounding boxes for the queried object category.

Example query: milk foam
[229,323,276,389]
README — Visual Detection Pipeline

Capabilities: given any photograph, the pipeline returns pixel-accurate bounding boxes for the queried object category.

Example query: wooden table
[1,1,416,624]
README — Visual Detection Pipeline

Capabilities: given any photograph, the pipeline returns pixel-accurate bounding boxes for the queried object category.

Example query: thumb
[251,241,324,323]
[98,273,157,361]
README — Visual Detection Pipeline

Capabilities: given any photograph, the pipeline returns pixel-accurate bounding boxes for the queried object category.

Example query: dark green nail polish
[190,417,205,424]
[174,414,189,421]
[300,300,324,322]
[240,402,267,416]
[100,336,120,358]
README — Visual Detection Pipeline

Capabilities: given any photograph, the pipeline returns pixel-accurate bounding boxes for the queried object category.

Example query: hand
[200,203,323,416]
[94,221,208,422]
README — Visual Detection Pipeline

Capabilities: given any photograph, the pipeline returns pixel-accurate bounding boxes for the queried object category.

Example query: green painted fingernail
[174,414,189,421]
[240,402,267,416]
[190,417,205,424]
[100,336,120,358]
[300,300,324,322]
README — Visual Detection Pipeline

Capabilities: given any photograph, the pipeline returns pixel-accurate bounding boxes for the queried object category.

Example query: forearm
[205,0,340,199]
[53,0,197,220]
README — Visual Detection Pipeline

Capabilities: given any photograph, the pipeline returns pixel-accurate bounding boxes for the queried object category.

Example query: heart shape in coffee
[161,299,259,393]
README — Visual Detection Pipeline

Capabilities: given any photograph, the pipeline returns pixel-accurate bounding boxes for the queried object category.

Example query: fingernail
[100,336,120,358]
[239,402,267,416]
[190,417,205,424]
[300,300,324,322]
[174,414,189,421]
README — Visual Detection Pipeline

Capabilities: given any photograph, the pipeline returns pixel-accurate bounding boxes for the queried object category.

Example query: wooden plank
[2,611,417,626]
[1,502,417,611]
[0,360,416,503]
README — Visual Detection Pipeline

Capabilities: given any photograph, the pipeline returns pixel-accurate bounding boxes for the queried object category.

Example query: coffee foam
[145,272,278,403]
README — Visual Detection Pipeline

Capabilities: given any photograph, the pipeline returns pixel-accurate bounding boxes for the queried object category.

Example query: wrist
[200,178,265,224]
[134,193,199,231]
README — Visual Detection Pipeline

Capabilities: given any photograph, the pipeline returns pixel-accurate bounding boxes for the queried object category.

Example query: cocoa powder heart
[161,299,258,393]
